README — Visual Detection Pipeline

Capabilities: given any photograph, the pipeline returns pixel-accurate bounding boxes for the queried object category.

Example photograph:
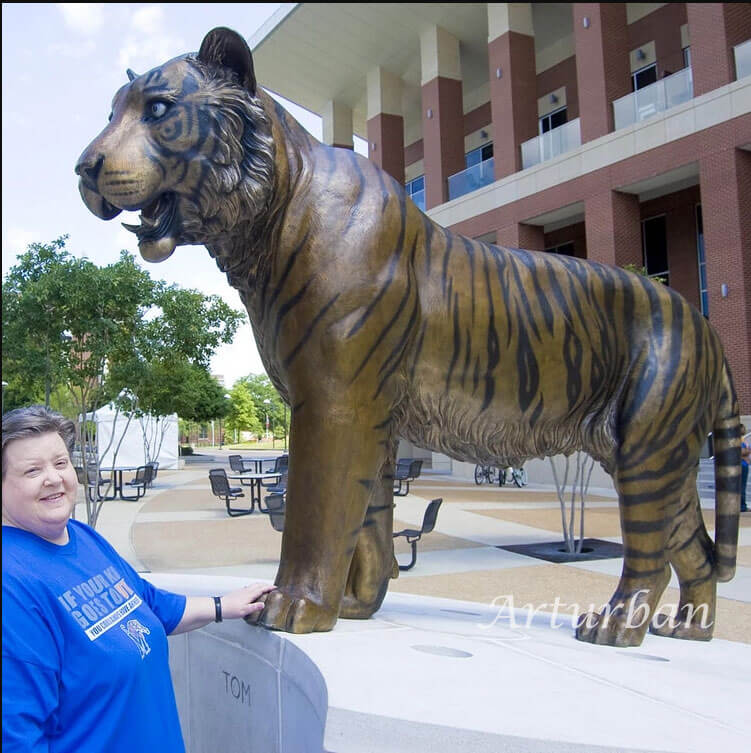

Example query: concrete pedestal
[151,574,750,753]
[155,575,326,753]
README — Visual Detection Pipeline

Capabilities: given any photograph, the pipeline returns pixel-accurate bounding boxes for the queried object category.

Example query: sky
[2,3,366,389]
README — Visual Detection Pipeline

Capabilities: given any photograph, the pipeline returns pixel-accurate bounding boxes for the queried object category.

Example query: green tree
[108,284,244,459]
[237,373,290,448]
[139,286,244,369]
[621,263,666,285]
[225,382,263,439]
[2,237,245,526]
[2,239,155,527]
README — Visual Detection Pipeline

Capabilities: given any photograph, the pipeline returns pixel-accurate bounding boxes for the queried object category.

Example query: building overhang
[248,3,574,139]
[248,3,491,138]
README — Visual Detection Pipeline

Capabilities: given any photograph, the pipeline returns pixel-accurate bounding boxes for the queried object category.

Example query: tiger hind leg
[339,455,397,619]
[576,456,677,647]
[650,469,716,640]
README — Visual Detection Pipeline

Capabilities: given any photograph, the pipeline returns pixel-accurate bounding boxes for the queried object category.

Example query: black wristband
[213,596,223,623]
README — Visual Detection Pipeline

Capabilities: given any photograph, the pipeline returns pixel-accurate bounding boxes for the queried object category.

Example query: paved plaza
[78,450,751,752]
[81,450,751,644]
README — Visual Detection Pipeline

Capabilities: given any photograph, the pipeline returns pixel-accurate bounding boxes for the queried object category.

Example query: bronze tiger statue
[76,27,742,646]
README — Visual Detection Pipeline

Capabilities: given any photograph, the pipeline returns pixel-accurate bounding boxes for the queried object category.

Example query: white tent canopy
[85,405,179,470]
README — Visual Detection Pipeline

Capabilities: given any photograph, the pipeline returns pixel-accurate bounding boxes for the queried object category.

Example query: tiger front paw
[575,604,650,647]
[245,589,338,633]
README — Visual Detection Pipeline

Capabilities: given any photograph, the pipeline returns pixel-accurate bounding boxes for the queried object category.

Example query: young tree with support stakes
[109,285,244,464]
[237,373,290,449]
[2,237,244,528]
[225,382,263,442]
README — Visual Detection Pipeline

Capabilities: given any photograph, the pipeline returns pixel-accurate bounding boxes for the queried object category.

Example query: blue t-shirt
[2,520,187,753]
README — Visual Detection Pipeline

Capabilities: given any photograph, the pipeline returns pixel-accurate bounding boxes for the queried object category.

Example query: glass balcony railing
[735,39,751,80]
[447,157,495,201]
[613,67,693,130]
[410,189,425,211]
[521,118,581,169]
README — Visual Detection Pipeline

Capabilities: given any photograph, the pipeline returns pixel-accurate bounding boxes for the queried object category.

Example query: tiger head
[75,28,275,263]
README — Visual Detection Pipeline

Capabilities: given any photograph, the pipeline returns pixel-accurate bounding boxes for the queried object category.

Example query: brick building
[251,3,751,436]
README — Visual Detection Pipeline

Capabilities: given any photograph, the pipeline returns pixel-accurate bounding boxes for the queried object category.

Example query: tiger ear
[198,27,257,96]
[126,69,139,82]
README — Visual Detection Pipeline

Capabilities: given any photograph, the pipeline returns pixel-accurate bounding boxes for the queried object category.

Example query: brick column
[687,4,751,97]
[573,3,631,143]
[322,100,353,150]
[420,26,465,209]
[366,67,404,182]
[584,190,642,267]
[496,223,545,250]
[700,148,751,412]
[487,3,538,179]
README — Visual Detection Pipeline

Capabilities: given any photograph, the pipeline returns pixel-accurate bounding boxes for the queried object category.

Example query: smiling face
[2,432,78,545]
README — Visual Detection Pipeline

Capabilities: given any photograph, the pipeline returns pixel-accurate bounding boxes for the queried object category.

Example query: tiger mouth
[121,192,180,263]
[121,192,177,243]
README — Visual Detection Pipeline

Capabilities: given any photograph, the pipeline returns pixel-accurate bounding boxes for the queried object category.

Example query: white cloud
[113,4,187,74]
[57,3,105,35]
[131,5,164,34]
[49,38,97,59]
[5,226,38,255]
[117,30,185,75]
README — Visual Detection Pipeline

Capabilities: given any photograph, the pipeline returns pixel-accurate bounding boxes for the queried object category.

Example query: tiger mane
[182,56,277,284]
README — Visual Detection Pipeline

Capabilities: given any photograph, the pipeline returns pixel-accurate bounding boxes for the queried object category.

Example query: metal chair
[264,470,288,496]
[209,469,251,517]
[261,454,288,486]
[121,465,152,501]
[393,498,442,571]
[146,461,159,488]
[75,466,112,503]
[393,459,423,496]
[264,492,286,532]
[228,454,254,486]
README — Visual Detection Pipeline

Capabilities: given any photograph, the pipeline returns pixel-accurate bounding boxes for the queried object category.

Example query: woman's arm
[170,583,277,635]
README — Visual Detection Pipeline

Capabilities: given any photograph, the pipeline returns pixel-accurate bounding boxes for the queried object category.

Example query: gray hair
[2,406,77,479]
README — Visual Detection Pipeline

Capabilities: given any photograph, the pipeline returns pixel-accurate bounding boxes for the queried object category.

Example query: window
[696,204,708,317]
[683,46,691,69]
[539,107,567,134]
[405,175,424,195]
[465,143,493,169]
[641,215,669,286]
[545,242,575,256]
[632,63,657,91]
[405,175,425,210]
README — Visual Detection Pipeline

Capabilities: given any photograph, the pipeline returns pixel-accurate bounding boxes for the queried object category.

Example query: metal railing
[447,157,495,201]
[613,67,693,130]
[521,118,581,169]
[735,39,751,80]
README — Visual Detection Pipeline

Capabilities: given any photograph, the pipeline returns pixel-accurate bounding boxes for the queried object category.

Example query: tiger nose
[75,153,105,191]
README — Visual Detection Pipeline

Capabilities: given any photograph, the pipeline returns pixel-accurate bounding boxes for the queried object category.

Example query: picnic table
[227,471,282,513]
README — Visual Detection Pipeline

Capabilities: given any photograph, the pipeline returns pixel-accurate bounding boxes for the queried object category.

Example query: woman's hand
[219,583,278,620]
[171,583,277,634]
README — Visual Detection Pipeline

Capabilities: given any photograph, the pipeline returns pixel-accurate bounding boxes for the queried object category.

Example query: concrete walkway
[80,452,751,752]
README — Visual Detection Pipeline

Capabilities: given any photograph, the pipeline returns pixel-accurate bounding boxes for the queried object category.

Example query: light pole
[283,402,287,451]
[219,393,231,448]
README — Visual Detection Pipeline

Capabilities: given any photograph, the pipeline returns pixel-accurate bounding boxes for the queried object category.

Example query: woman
[2,405,276,753]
